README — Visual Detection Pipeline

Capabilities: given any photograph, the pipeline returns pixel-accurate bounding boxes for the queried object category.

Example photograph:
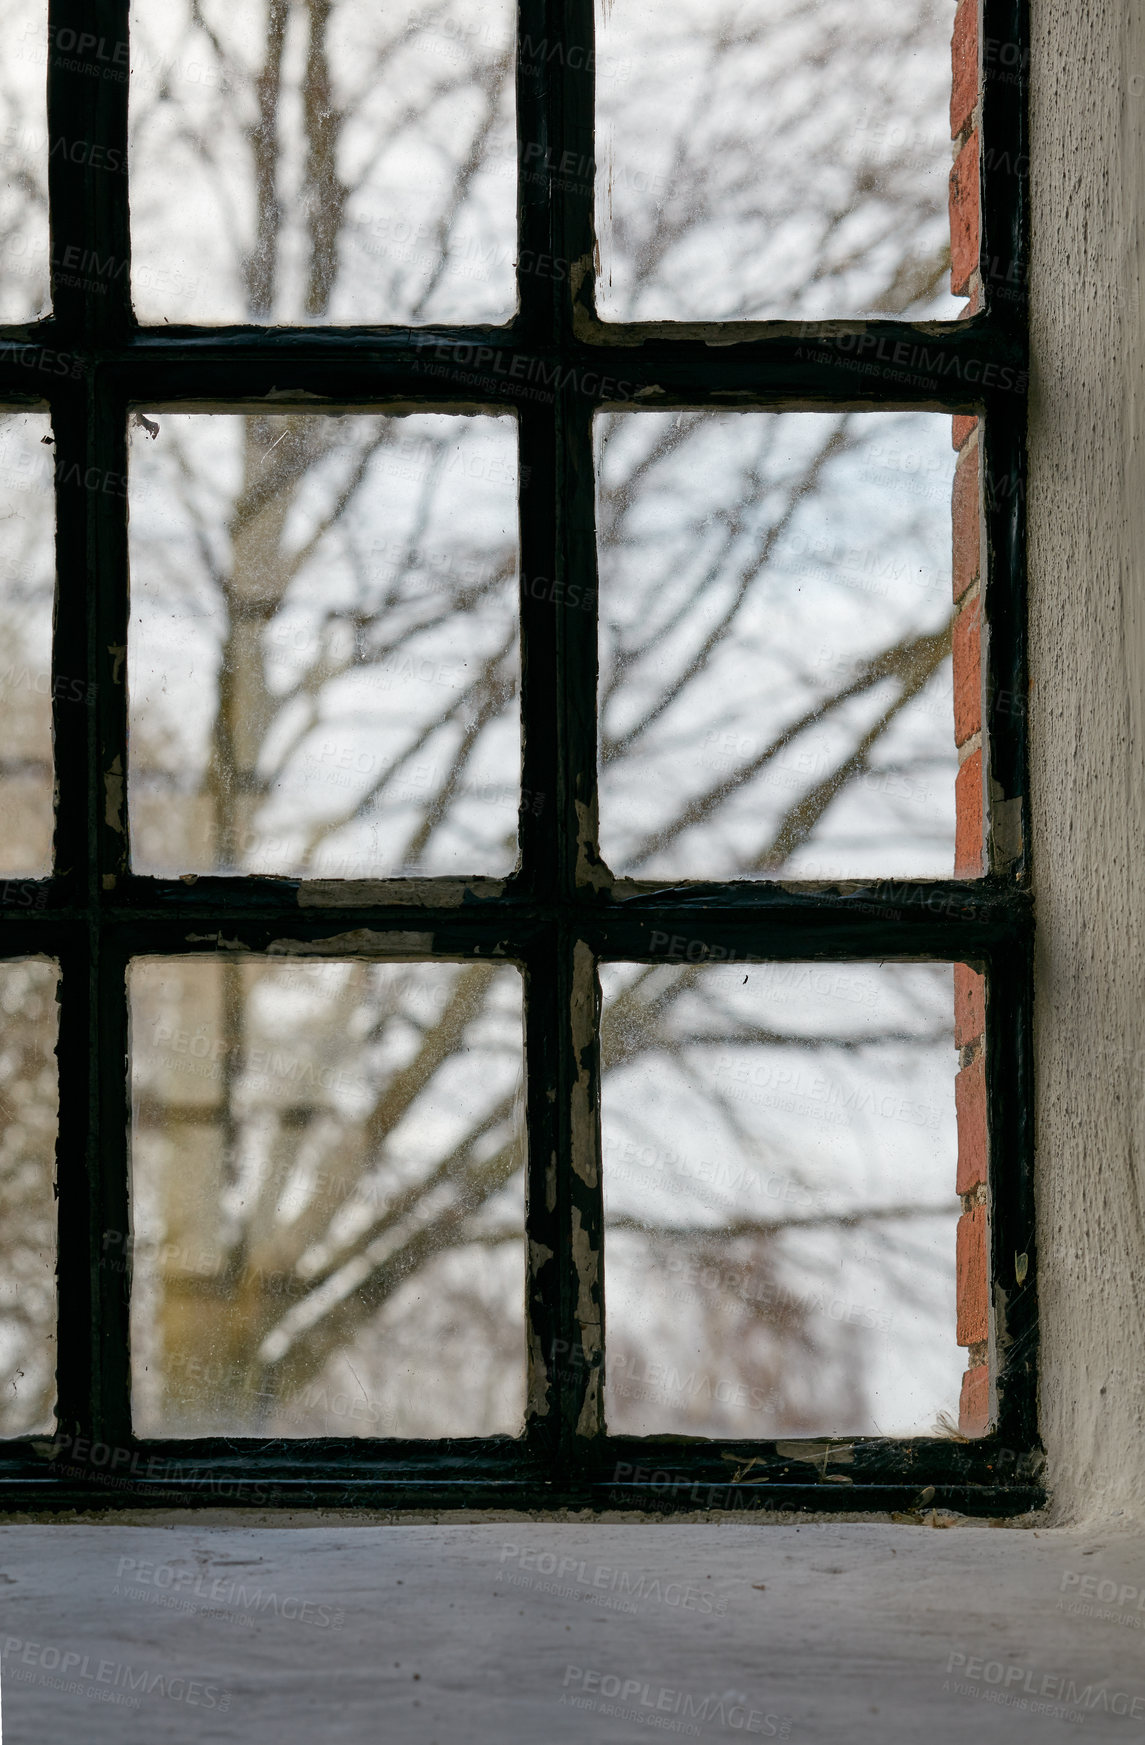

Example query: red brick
[955,748,983,876]
[958,1363,990,1438]
[954,962,986,1049]
[952,440,980,602]
[950,0,979,140]
[953,595,981,745]
[952,414,978,450]
[949,132,980,296]
[955,1054,987,1194]
[956,1203,988,1346]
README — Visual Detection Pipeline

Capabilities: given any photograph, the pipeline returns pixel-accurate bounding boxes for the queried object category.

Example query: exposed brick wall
[949,0,983,316]
[950,0,989,1438]
[954,963,990,1433]
[954,964,989,1433]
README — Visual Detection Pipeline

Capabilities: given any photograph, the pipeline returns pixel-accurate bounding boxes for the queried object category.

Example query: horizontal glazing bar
[0,322,1026,410]
[0,882,1031,942]
[0,1432,1039,1485]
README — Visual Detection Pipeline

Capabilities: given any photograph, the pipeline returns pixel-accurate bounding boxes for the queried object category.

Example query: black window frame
[0,0,1040,1514]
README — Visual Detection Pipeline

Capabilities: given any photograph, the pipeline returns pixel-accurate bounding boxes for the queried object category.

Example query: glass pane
[128,412,520,878]
[0,959,59,1436]
[0,1,49,320]
[601,961,964,1438]
[0,412,56,876]
[129,957,525,1437]
[597,0,960,322]
[129,1,515,324]
[598,410,958,880]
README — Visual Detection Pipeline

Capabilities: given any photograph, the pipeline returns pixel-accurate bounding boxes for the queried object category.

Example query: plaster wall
[1030,0,1145,1521]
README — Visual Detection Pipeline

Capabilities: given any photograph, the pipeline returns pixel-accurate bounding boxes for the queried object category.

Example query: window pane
[129,1,516,324]
[0,959,59,1437]
[596,0,960,321]
[0,0,49,320]
[129,957,525,1437]
[0,412,56,876]
[597,411,959,880]
[128,412,520,878]
[601,961,966,1438]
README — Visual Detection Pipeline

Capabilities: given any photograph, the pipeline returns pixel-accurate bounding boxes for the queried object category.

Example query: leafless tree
[0,0,964,1439]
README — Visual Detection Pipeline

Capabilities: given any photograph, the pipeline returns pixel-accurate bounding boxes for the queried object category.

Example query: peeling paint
[569,940,599,1188]
[574,1297,602,1439]
[571,1205,598,1324]
[268,931,434,957]
[298,879,495,909]
[774,1440,856,1473]
[526,1240,556,1420]
[569,253,594,305]
[989,789,1023,865]
[527,1323,551,1420]
[104,757,124,832]
[574,800,611,894]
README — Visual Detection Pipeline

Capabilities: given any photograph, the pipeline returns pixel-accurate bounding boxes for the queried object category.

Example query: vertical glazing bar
[46,0,133,1455]
[518,0,607,1478]
[979,0,1035,1452]
[516,0,553,350]
[517,0,563,1479]
[979,0,1029,346]
[985,938,1037,1453]
[554,0,606,1459]
[47,0,132,350]
[980,0,1029,882]
[91,386,131,1450]
[554,0,597,339]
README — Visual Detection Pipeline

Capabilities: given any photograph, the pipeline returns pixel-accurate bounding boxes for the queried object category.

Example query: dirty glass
[595,0,959,322]
[0,0,49,321]
[0,959,59,1437]
[128,412,520,879]
[129,0,516,324]
[601,960,965,1438]
[0,413,57,877]
[129,957,526,1437]
[597,410,959,881]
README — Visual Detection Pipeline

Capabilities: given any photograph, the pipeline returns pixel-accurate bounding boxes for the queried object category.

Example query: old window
[0,0,1037,1511]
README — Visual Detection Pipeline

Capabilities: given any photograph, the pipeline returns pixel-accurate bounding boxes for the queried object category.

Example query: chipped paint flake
[989,789,1023,864]
[267,930,434,956]
[104,756,124,831]
[526,1239,557,1419]
[574,801,611,894]
[569,940,599,1187]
